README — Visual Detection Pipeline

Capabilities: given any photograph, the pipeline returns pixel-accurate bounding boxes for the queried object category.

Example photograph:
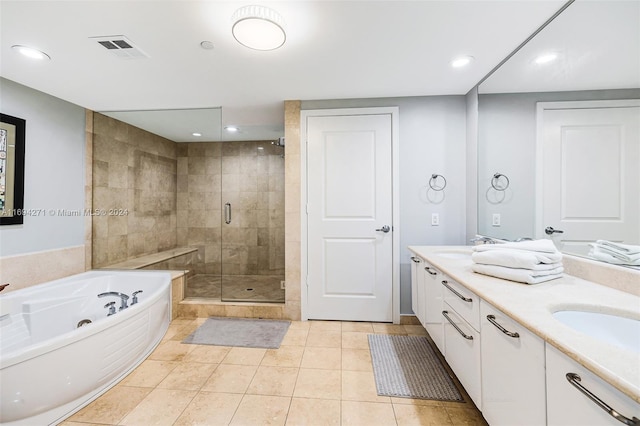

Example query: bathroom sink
[552,310,640,354]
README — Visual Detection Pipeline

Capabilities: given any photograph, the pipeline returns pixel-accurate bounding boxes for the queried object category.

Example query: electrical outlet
[492,213,501,227]
[431,213,440,226]
[280,281,286,290]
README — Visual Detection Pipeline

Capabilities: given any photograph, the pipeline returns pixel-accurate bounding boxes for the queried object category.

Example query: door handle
[375,225,391,233]
[545,226,564,235]
[224,203,231,224]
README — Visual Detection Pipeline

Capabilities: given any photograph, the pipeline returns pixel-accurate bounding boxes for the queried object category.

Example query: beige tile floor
[63,318,488,426]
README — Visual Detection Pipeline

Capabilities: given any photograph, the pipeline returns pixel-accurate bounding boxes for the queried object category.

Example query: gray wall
[302,96,467,315]
[477,88,640,240]
[0,78,85,256]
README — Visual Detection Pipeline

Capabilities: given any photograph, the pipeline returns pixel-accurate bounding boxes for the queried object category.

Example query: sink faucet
[470,236,495,245]
[98,292,130,311]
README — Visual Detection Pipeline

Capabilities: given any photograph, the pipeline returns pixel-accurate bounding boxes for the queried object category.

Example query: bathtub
[0,270,172,425]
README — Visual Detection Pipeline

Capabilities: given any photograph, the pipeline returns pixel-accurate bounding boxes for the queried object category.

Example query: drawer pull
[442,310,473,340]
[566,373,640,426]
[442,280,472,302]
[487,315,520,338]
[424,266,437,276]
[410,256,421,263]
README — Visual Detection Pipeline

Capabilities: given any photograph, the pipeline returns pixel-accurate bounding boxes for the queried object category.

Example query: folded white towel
[472,263,564,284]
[589,245,640,266]
[592,245,640,262]
[473,239,559,254]
[471,250,562,270]
[596,240,640,255]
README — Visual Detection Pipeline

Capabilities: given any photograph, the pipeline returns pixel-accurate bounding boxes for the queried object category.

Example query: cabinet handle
[410,256,421,263]
[486,315,520,338]
[424,266,437,276]
[442,310,474,340]
[442,280,472,302]
[566,373,640,426]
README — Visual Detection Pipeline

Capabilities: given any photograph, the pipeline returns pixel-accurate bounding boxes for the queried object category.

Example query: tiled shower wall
[92,113,177,268]
[176,141,285,277]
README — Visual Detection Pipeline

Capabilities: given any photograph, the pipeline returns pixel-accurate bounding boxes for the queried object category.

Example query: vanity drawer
[442,277,480,332]
[443,304,482,409]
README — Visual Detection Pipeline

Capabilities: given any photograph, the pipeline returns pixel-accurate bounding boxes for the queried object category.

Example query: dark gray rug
[182,317,290,349]
[368,334,463,401]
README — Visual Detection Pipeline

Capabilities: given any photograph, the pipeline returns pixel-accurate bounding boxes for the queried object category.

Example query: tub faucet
[131,290,143,305]
[98,292,130,311]
[470,236,495,245]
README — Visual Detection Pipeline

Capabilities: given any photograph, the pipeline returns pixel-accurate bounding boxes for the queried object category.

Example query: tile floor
[62,318,488,426]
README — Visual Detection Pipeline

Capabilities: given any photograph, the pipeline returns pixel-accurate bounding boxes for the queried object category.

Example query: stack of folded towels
[588,240,640,268]
[471,239,563,284]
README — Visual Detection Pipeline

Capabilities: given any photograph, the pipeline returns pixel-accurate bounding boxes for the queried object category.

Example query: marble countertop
[408,245,640,403]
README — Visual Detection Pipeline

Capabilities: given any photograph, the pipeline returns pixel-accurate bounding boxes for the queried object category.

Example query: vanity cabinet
[546,344,640,426]
[411,256,424,322]
[442,278,482,409]
[423,261,444,353]
[480,301,546,426]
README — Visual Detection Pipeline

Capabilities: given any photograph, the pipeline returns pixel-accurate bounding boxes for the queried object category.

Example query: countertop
[408,245,640,403]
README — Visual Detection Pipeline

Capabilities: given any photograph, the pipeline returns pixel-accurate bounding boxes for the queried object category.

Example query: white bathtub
[0,270,172,425]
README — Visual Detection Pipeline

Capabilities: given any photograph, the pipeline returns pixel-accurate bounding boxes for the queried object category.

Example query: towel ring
[429,174,447,191]
[491,173,510,191]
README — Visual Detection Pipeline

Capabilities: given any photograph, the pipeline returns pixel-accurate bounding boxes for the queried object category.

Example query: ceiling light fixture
[192,132,202,137]
[451,55,474,68]
[12,45,50,60]
[232,5,286,51]
[225,126,239,132]
[534,52,558,65]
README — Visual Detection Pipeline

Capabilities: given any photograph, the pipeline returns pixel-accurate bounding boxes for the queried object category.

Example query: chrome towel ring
[429,174,447,191]
[491,173,510,191]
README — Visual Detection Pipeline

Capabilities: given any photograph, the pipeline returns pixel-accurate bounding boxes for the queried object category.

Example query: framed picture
[0,113,26,225]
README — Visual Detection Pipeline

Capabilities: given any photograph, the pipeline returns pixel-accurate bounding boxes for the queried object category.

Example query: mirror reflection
[477,0,640,266]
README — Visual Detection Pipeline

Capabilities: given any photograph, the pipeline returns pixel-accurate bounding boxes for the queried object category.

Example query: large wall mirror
[477,0,640,265]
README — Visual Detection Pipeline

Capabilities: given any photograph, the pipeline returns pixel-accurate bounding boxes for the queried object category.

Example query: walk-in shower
[177,140,285,303]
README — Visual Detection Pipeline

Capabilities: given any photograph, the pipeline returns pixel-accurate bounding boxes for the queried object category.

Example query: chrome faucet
[470,236,495,245]
[98,292,130,311]
[131,290,143,305]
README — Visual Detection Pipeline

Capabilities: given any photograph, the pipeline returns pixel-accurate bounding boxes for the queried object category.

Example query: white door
[306,113,393,322]
[538,101,640,252]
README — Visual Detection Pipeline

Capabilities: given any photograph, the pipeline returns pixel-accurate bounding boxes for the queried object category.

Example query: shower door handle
[224,203,231,224]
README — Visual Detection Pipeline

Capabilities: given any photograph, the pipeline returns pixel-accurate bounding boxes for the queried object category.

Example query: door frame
[300,107,400,323]
[535,99,640,239]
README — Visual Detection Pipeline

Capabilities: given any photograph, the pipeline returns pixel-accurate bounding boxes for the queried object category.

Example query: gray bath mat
[368,334,463,401]
[183,317,290,349]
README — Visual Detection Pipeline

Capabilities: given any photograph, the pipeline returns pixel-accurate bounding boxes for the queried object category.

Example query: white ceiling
[0,0,569,142]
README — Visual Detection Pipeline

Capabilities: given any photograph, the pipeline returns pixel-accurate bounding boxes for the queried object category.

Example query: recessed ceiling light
[12,45,50,60]
[451,55,474,68]
[534,52,558,65]
[232,5,286,51]
[225,126,239,132]
[192,132,202,137]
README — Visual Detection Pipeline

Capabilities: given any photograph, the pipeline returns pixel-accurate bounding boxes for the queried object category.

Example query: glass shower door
[220,141,285,302]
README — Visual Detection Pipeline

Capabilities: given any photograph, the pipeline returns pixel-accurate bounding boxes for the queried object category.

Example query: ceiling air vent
[89,35,148,59]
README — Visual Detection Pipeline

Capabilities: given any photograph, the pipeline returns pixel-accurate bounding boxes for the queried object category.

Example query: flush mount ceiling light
[534,52,558,65]
[192,132,202,137]
[451,55,474,68]
[12,45,50,60]
[225,126,239,132]
[232,5,286,51]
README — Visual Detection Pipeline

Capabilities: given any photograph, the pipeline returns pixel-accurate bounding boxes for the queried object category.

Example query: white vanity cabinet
[423,261,444,353]
[480,301,546,426]
[442,278,482,409]
[546,344,640,426]
[410,255,423,321]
